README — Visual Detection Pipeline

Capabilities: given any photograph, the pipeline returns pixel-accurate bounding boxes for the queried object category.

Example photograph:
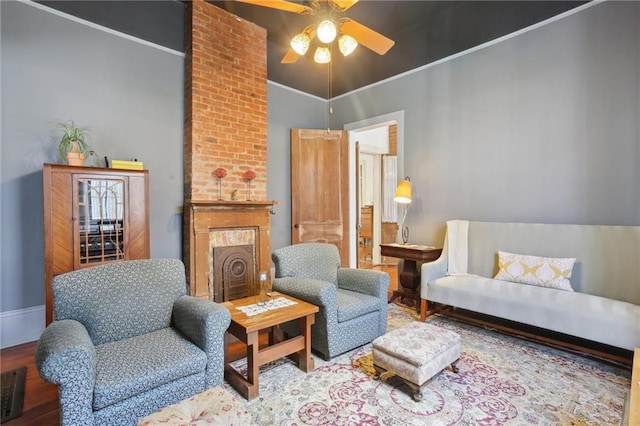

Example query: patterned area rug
[226,304,630,425]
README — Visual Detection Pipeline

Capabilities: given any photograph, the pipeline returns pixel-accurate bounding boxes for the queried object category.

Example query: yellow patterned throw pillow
[494,251,576,291]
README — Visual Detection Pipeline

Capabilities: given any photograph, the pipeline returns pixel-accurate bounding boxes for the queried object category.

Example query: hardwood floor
[0,341,59,425]
[0,263,399,425]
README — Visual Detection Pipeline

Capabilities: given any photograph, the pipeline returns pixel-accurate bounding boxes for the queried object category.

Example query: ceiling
[39,1,589,99]
[211,1,588,98]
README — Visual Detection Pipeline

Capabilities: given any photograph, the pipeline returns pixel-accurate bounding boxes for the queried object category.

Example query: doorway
[346,111,405,268]
[358,152,380,266]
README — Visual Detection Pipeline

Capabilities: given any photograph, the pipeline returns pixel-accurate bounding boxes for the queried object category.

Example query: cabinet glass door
[77,177,125,265]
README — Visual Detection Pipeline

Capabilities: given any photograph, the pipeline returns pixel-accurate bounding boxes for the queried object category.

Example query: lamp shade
[394,178,412,204]
[290,33,310,55]
[314,46,331,64]
[317,20,337,44]
[338,34,358,56]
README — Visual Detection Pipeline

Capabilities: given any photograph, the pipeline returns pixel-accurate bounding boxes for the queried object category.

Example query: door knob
[294,224,300,228]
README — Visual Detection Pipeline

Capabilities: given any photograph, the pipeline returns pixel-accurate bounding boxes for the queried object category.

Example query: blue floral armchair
[271,243,389,360]
[35,259,231,426]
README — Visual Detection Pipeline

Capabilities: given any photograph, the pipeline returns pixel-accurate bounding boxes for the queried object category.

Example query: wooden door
[291,129,349,266]
[355,142,362,267]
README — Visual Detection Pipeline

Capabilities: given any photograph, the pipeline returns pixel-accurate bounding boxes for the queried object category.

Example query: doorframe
[345,111,405,268]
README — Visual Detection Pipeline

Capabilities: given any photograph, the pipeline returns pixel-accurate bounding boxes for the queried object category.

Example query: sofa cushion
[494,250,575,291]
[336,289,380,323]
[93,327,207,410]
[427,274,640,350]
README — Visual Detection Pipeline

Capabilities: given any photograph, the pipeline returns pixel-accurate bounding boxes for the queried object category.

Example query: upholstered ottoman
[137,387,254,425]
[372,321,460,401]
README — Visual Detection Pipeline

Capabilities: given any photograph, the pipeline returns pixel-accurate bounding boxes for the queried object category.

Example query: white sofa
[420,220,640,351]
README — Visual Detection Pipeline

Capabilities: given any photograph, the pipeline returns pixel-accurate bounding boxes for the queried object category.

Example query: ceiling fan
[236,0,395,64]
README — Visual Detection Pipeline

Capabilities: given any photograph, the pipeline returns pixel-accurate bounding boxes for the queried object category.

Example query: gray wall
[1,1,184,313]
[332,1,640,245]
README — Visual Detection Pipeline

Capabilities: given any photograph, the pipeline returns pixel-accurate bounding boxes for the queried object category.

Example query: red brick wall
[185,0,267,201]
[388,124,397,156]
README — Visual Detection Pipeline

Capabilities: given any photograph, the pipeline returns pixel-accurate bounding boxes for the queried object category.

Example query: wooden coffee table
[221,292,319,400]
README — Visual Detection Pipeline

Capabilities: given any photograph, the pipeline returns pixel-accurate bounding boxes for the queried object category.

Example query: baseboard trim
[0,305,45,349]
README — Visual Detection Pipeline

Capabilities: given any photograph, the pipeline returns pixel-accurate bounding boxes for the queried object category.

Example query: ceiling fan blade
[235,0,313,14]
[341,18,395,55]
[281,48,300,64]
[331,0,359,11]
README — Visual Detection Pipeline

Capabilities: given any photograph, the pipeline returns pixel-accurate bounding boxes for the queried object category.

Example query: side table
[221,292,318,400]
[380,243,442,313]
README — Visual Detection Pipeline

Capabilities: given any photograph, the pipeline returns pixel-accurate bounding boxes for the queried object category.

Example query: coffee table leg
[270,324,284,345]
[298,313,314,372]
[246,331,260,400]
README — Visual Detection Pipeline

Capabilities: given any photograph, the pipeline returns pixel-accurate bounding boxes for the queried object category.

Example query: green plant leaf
[54,120,91,161]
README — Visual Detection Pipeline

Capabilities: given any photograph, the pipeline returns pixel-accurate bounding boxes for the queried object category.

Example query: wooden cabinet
[359,205,373,262]
[360,205,373,239]
[43,164,150,324]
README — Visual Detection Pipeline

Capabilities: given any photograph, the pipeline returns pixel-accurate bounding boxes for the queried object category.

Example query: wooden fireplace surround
[184,200,275,300]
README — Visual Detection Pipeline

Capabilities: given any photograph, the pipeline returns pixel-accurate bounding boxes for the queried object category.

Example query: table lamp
[394,176,412,244]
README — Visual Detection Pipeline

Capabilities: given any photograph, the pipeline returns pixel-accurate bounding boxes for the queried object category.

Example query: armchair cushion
[94,327,207,410]
[336,289,381,323]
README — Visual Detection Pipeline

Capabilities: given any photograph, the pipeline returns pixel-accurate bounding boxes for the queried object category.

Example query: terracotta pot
[67,152,85,166]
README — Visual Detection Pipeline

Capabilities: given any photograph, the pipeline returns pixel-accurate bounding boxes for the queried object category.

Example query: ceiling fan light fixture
[338,34,358,56]
[290,33,310,55]
[314,46,331,64]
[317,20,337,44]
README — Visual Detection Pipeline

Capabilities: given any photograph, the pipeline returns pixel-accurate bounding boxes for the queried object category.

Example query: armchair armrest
[172,295,231,388]
[337,268,389,299]
[173,296,231,351]
[272,277,337,307]
[35,319,96,425]
[420,251,448,300]
[36,319,96,385]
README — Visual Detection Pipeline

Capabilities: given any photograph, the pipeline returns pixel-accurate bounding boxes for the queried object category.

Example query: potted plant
[55,120,91,166]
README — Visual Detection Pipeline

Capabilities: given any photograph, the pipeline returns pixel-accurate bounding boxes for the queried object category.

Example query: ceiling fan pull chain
[327,52,333,133]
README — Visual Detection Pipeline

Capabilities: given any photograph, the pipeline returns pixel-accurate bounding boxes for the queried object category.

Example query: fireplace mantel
[183,199,276,300]
[188,200,275,210]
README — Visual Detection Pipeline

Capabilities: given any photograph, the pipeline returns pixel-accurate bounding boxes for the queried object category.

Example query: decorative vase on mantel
[243,170,256,201]
[214,167,227,200]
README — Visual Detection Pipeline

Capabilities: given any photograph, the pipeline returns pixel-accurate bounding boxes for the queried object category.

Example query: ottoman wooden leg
[403,380,423,402]
[451,359,460,374]
[373,364,386,380]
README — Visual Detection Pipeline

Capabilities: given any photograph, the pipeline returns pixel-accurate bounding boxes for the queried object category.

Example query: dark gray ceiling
[39,1,588,98]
